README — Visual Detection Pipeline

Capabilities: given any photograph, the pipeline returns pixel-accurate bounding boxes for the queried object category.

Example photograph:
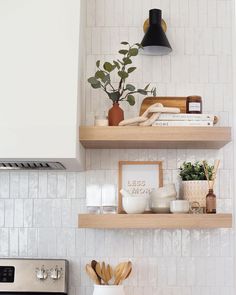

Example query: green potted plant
[179,161,214,208]
[88,41,156,126]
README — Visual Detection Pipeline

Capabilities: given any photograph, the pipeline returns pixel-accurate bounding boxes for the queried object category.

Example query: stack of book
[152,114,216,127]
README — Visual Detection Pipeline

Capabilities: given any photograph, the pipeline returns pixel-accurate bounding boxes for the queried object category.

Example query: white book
[152,121,214,127]
[157,113,215,121]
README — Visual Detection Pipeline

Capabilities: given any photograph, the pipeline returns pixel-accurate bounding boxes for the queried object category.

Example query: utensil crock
[93,285,125,295]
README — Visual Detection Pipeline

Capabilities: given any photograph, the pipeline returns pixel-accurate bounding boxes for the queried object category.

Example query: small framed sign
[118,161,163,213]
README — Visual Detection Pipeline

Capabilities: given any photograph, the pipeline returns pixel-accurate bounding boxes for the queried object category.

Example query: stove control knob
[36,266,48,280]
[50,267,62,280]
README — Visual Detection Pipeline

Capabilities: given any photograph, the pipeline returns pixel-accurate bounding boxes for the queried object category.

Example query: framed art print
[118,161,163,213]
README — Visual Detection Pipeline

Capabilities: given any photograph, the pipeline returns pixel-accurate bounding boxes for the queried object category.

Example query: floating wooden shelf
[78,213,232,229]
[79,126,231,149]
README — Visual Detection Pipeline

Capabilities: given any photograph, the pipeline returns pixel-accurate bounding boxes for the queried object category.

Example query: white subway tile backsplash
[0,1,234,294]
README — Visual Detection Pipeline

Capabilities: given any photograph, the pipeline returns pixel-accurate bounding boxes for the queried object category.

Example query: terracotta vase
[108,102,124,126]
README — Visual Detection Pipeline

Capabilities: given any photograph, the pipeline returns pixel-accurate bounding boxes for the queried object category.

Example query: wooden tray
[139,97,187,115]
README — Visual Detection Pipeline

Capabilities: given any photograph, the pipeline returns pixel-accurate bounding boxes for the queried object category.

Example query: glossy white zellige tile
[38,228,56,257]
[86,0,96,27]
[0,172,9,198]
[66,173,76,198]
[57,173,67,199]
[27,228,38,257]
[9,228,18,257]
[19,228,28,256]
[10,172,19,198]
[28,172,38,198]
[23,199,33,227]
[4,199,14,228]
[19,172,29,198]
[0,200,4,227]
[0,228,9,256]
[14,199,24,227]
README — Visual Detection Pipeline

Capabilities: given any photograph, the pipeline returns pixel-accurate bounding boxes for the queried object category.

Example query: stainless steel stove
[0,259,68,295]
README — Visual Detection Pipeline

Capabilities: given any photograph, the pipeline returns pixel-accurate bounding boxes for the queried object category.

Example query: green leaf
[127,67,136,73]
[113,60,120,69]
[91,82,101,89]
[123,57,132,65]
[88,76,101,89]
[95,70,105,80]
[144,83,150,90]
[126,84,135,91]
[118,71,129,79]
[108,91,121,102]
[88,77,99,84]
[129,48,139,56]
[119,49,128,55]
[121,41,129,45]
[96,60,100,68]
[103,62,114,72]
[102,74,111,84]
[127,94,135,106]
[137,89,148,95]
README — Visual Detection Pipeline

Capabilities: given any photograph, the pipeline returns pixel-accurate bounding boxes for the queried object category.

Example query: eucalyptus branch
[87,41,156,106]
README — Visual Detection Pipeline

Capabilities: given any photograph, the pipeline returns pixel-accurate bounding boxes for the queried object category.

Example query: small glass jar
[101,184,117,214]
[86,185,102,214]
[94,113,108,126]
[186,96,202,114]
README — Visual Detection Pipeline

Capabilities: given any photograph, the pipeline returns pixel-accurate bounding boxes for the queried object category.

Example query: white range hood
[0,0,85,171]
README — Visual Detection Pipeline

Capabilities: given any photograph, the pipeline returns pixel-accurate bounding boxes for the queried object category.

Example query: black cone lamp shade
[141,9,172,56]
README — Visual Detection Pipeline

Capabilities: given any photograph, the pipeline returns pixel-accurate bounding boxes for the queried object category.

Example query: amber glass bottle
[186,96,202,114]
[206,189,216,214]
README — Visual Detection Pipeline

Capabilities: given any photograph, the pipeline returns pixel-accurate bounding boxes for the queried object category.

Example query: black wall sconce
[141,9,172,56]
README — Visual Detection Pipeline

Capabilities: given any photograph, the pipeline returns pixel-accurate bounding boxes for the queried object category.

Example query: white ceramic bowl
[170,200,190,214]
[150,196,176,213]
[150,184,177,199]
[122,197,147,214]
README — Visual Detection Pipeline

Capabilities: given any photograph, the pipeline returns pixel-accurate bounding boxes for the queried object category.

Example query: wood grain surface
[139,96,187,115]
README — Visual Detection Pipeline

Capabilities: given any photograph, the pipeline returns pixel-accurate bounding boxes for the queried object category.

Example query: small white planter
[93,285,125,295]
[182,180,210,208]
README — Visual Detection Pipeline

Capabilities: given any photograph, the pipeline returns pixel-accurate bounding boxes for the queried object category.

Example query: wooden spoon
[107,264,113,282]
[91,260,101,284]
[95,263,103,280]
[101,262,107,282]
[103,264,113,284]
[114,262,127,285]
[85,264,100,285]
[117,261,132,285]
[95,262,108,284]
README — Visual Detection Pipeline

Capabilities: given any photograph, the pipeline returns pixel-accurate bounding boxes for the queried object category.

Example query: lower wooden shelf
[78,213,232,229]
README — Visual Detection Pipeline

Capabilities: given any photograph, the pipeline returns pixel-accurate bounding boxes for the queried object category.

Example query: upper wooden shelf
[78,213,232,229]
[79,126,231,149]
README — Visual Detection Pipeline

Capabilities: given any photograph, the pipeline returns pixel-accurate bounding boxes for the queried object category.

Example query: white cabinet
[0,0,85,170]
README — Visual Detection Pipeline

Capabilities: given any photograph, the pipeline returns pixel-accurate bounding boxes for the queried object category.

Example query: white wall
[0,1,234,295]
